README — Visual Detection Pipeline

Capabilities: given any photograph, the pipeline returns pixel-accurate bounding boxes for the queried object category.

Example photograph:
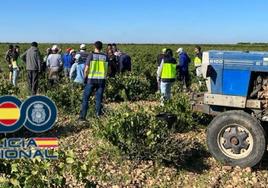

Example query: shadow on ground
[159,139,211,173]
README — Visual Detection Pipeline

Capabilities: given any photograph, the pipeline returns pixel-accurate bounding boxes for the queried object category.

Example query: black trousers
[27,70,39,95]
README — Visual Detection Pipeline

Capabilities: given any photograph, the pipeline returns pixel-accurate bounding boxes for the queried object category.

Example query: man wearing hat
[177,48,191,91]
[46,45,63,86]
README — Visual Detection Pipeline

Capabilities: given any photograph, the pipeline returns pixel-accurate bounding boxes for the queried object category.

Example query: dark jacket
[77,51,90,64]
[178,52,191,73]
[108,54,118,77]
[119,54,131,73]
[21,47,41,71]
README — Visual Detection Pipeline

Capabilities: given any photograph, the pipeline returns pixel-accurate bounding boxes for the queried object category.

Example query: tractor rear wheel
[207,110,266,167]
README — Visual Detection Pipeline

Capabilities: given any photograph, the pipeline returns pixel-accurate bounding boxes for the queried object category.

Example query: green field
[1,43,268,187]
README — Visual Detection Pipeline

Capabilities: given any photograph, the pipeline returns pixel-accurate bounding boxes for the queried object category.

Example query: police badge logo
[31,103,46,124]
[21,96,57,133]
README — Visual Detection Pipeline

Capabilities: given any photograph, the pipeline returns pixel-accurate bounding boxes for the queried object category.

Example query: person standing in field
[5,44,14,82]
[21,42,42,95]
[177,48,191,91]
[62,48,73,78]
[79,41,110,121]
[107,49,118,77]
[157,49,177,101]
[46,45,63,86]
[69,54,85,85]
[11,45,21,87]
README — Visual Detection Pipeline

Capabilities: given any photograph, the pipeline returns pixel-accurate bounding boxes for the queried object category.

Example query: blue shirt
[62,53,73,68]
[178,52,191,72]
[70,61,85,84]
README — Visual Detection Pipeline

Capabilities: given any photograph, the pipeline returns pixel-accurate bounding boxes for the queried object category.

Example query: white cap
[70,49,75,54]
[80,44,86,50]
[176,48,183,54]
[74,54,81,60]
[52,45,58,51]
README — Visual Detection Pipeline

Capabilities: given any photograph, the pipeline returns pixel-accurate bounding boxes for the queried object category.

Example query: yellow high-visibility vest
[88,60,108,79]
[161,63,176,79]
[194,56,202,67]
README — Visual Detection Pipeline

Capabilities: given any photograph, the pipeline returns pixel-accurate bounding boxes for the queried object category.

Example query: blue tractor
[194,50,268,167]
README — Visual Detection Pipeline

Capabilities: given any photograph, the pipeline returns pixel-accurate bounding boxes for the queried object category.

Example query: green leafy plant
[101,105,169,160]
[0,76,19,96]
[105,73,151,102]
[155,90,196,133]
[46,82,83,114]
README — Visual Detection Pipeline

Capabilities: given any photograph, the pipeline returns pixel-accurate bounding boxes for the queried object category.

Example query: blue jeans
[12,68,19,87]
[80,83,105,118]
[160,81,173,100]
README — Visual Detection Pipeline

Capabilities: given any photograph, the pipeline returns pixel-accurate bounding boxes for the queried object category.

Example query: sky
[0,0,267,44]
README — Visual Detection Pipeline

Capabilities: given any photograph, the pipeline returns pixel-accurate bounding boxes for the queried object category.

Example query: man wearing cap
[46,45,63,86]
[21,42,42,95]
[62,48,73,78]
[79,41,110,121]
[177,48,191,91]
[77,44,90,64]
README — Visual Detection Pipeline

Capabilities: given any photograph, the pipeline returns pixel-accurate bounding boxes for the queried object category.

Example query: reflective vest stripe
[88,60,108,79]
[194,57,202,67]
[161,63,176,79]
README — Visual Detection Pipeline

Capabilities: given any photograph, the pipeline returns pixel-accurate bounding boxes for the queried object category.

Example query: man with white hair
[47,45,63,86]
[176,47,191,91]
[77,44,90,64]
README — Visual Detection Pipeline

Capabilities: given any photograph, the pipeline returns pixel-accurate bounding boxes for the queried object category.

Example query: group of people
[4,42,132,92]
[4,41,132,121]
[156,45,203,101]
[3,41,202,121]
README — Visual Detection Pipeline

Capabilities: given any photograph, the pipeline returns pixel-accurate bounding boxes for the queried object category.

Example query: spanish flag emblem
[34,138,58,148]
[0,102,20,126]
